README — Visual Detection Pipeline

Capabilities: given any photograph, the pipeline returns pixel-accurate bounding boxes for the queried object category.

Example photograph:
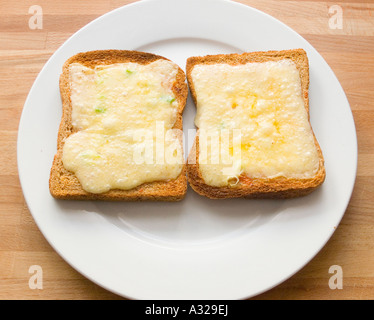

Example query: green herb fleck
[161,95,176,104]
[95,105,107,113]
[79,151,101,164]
[95,78,104,85]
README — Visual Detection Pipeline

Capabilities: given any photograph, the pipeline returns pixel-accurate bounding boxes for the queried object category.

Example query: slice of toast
[49,50,188,201]
[186,49,325,199]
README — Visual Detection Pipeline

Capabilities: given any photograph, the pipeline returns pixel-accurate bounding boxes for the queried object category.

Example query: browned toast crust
[49,50,188,201]
[186,49,325,199]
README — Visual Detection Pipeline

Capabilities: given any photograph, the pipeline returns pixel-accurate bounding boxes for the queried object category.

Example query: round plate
[17,0,357,299]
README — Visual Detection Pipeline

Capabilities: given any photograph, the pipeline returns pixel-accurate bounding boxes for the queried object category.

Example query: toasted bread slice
[186,49,325,199]
[49,50,188,201]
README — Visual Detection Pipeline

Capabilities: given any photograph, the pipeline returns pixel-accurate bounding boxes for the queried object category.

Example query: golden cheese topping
[62,60,183,194]
[192,59,320,187]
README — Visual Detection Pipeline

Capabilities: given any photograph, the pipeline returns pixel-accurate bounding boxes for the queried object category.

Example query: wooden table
[1,0,373,300]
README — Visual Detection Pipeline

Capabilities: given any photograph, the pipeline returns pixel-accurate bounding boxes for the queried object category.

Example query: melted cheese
[62,60,183,193]
[192,59,320,187]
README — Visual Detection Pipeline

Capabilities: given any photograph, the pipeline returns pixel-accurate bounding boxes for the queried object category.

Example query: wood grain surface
[1,0,373,300]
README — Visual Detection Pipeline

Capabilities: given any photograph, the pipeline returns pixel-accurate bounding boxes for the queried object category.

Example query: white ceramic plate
[18,0,357,299]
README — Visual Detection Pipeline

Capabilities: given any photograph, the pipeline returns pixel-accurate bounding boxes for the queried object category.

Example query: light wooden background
[0,0,373,300]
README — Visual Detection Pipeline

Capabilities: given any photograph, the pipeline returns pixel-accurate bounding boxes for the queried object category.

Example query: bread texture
[49,50,188,201]
[186,49,325,199]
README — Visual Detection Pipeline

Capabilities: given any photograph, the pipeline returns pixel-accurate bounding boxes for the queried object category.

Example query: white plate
[17,0,357,299]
